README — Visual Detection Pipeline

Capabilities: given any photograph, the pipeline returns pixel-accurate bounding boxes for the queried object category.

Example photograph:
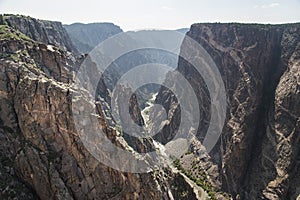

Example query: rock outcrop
[156,23,300,199]
[0,14,78,53]
[0,16,205,200]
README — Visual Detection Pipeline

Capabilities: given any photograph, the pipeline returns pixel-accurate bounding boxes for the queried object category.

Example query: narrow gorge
[0,14,299,200]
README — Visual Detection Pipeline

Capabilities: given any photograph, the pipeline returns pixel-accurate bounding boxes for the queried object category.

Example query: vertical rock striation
[0,15,204,200]
[156,23,300,199]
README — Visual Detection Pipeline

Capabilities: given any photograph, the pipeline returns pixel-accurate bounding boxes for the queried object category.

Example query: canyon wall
[157,23,300,199]
[0,15,204,200]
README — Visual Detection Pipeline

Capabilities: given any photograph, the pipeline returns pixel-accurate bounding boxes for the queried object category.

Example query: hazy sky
[1,0,300,31]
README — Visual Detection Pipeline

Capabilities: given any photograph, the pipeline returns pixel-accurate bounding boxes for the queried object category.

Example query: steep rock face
[0,17,203,200]
[64,23,123,54]
[1,14,77,53]
[244,34,300,199]
[156,23,300,199]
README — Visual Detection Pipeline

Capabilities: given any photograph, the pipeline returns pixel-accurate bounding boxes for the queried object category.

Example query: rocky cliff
[0,14,77,53]
[156,23,300,199]
[1,14,299,200]
[0,15,206,200]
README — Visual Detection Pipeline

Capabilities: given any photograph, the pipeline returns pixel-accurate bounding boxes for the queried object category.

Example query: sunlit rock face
[2,14,78,53]
[0,15,204,200]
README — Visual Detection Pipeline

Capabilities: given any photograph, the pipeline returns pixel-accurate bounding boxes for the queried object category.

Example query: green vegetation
[184,150,192,155]
[111,186,122,195]
[0,49,29,62]
[115,125,122,133]
[0,14,8,25]
[143,109,150,115]
[0,25,32,42]
[173,159,217,200]
[9,53,19,61]
[0,14,4,25]
[0,25,33,61]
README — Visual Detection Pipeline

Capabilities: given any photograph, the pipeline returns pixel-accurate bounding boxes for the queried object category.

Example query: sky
[0,0,300,31]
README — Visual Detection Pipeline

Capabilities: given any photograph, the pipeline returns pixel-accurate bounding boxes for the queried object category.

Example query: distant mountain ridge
[64,22,188,54]
[64,22,123,53]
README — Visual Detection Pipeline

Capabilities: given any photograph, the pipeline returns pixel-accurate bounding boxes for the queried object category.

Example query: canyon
[0,14,299,200]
